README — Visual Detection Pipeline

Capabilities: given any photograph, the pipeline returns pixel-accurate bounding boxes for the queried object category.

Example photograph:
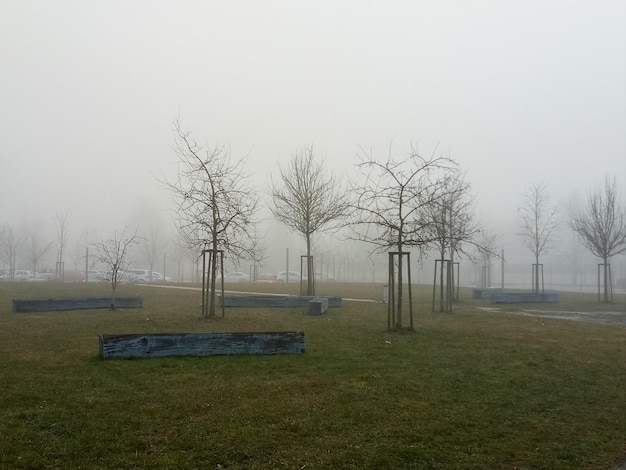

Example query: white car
[87,270,109,282]
[218,271,251,283]
[105,271,136,283]
[125,269,153,282]
[151,272,173,282]
[0,270,34,281]
[277,271,307,283]
[255,273,278,283]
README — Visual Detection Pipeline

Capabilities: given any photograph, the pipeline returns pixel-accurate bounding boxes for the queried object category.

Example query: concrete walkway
[477,307,626,327]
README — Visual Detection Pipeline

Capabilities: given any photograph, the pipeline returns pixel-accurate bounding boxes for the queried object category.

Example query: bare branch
[348,141,457,325]
[268,145,350,294]
[517,181,561,262]
[158,119,259,315]
[91,227,141,309]
[570,176,626,302]
[571,177,626,259]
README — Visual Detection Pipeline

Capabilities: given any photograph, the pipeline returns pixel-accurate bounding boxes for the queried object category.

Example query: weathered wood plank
[219,294,341,308]
[99,331,305,359]
[473,288,503,299]
[308,297,328,315]
[12,296,143,312]
[491,292,559,304]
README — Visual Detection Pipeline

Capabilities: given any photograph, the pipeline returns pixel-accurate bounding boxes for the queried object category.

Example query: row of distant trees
[162,121,485,324]
[2,120,624,319]
[0,213,69,281]
[163,120,626,324]
[518,178,626,303]
[0,217,189,308]
[0,219,159,279]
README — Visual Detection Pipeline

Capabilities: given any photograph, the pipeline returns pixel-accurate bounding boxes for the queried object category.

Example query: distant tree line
[2,121,624,317]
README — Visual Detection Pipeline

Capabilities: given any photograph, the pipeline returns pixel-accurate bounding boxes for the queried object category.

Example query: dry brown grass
[0,281,625,469]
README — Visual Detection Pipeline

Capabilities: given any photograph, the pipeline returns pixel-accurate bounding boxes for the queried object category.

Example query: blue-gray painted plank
[12,296,143,312]
[308,297,328,315]
[219,294,341,308]
[473,288,503,299]
[491,292,559,304]
[99,331,305,359]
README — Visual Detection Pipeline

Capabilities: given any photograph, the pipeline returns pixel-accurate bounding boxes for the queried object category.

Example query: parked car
[105,270,135,283]
[218,271,251,283]
[151,271,173,282]
[256,273,277,283]
[62,270,86,282]
[277,271,307,283]
[0,270,33,281]
[87,270,108,282]
[34,271,55,282]
[126,269,154,282]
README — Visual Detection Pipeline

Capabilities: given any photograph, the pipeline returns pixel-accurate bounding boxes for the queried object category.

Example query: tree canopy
[162,120,259,315]
[269,145,350,295]
[570,177,626,302]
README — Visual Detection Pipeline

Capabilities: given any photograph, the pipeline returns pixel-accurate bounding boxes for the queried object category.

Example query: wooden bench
[12,296,143,312]
[99,331,305,359]
[473,288,503,299]
[308,297,328,315]
[491,292,559,304]
[219,294,341,308]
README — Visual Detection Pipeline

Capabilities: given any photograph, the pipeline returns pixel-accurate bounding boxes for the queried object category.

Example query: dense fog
[1,2,624,290]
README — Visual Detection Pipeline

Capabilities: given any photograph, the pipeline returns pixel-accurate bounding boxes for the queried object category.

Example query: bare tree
[425,169,479,309]
[70,231,91,272]
[268,145,350,295]
[565,191,587,287]
[349,143,455,329]
[0,224,23,278]
[140,223,168,281]
[570,176,626,302]
[55,212,69,280]
[517,181,561,293]
[162,120,259,316]
[172,238,193,282]
[248,225,269,282]
[475,230,499,289]
[92,227,140,309]
[27,232,52,280]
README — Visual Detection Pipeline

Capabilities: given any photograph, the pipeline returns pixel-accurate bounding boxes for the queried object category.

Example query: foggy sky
[1,1,625,270]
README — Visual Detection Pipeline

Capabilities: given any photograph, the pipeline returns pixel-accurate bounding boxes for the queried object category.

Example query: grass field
[1,281,625,469]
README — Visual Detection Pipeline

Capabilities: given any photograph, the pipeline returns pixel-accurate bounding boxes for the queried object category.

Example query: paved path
[477,307,626,327]
[142,285,626,326]
[138,284,380,303]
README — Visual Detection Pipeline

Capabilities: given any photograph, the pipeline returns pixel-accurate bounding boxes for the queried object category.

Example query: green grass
[1,282,625,469]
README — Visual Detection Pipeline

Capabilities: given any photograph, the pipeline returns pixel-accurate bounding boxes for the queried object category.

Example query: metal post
[407,252,413,330]
[432,259,439,313]
[388,252,393,329]
[201,251,207,316]
[501,249,505,290]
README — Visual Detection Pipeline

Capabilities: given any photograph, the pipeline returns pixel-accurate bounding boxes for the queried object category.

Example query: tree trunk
[450,254,456,302]
[603,257,610,303]
[396,239,403,328]
[208,240,219,316]
[306,234,314,296]
[111,284,117,310]
[208,259,216,317]
[439,256,445,312]
[110,265,118,310]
